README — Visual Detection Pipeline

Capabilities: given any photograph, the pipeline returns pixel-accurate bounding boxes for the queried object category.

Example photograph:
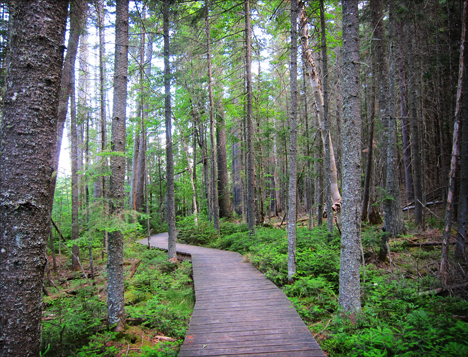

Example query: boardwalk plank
[139,234,325,357]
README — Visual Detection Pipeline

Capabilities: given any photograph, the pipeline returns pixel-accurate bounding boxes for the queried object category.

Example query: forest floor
[42,235,192,357]
[42,213,468,356]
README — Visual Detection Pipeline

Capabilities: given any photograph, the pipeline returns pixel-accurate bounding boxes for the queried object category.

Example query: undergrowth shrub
[41,288,107,356]
[176,215,248,246]
[209,224,468,356]
[42,242,194,356]
[126,247,194,340]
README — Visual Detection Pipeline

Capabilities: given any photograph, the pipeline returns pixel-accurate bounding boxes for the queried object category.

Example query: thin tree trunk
[205,1,219,232]
[288,0,298,282]
[245,0,255,236]
[136,29,152,212]
[71,65,79,244]
[174,116,198,223]
[339,0,361,313]
[441,0,467,281]
[456,75,468,259]
[398,46,414,202]
[319,0,333,233]
[85,115,94,281]
[163,0,176,259]
[216,100,233,219]
[273,117,282,215]
[299,4,341,216]
[0,2,68,355]
[50,0,87,210]
[97,0,108,251]
[130,124,140,211]
[371,0,405,242]
[406,14,423,227]
[233,139,243,216]
[108,0,129,331]
[303,65,313,230]
[362,83,376,221]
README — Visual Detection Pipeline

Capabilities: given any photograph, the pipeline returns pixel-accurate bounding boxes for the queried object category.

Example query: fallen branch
[155,336,176,342]
[51,218,92,287]
[405,240,465,247]
[127,259,142,280]
[419,283,468,296]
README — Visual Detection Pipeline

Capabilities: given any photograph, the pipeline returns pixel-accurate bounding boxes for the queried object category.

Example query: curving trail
[139,233,325,357]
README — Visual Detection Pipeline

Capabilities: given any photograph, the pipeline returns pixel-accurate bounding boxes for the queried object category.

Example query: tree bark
[319,0,333,233]
[108,0,129,331]
[96,0,108,250]
[232,139,243,216]
[441,0,467,280]
[205,1,220,232]
[130,128,140,211]
[371,0,405,242]
[50,0,87,208]
[216,100,233,219]
[288,0,298,282]
[245,0,256,236]
[398,45,414,203]
[456,73,468,259]
[406,17,423,227]
[362,81,376,222]
[0,1,68,355]
[174,116,198,223]
[71,57,79,244]
[136,34,153,213]
[339,0,361,313]
[164,0,176,259]
[299,4,341,217]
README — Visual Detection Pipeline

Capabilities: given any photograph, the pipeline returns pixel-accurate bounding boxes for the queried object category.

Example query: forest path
[139,233,325,357]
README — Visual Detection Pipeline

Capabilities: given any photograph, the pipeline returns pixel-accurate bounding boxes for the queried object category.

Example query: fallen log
[127,259,142,280]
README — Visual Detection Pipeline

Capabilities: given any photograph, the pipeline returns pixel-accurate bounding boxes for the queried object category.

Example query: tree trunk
[385,0,405,236]
[205,1,219,232]
[288,0,298,282]
[273,117,282,215]
[174,116,198,223]
[398,46,414,203]
[232,139,243,216]
[318,0,333,233]
[216,100,233,219]
[130,128,140,211]
[441,0,467,280]
[50,0,87,208]
[371,0,405,242]
[108,0,129,331]
[164,0,176,259]
[136,34,153,213]
[71,61,80,244]
[0,2,68,355]
[245,0,256,236]
[97,0,108,250]
[362,82,376,222]
[85,116,94,280]
[339,0,361,313]
[456,72,468,259]
[406,18,423,227]
[299,4,341,217]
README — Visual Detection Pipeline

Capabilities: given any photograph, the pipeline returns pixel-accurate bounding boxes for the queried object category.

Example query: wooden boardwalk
[140,233,325,357]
